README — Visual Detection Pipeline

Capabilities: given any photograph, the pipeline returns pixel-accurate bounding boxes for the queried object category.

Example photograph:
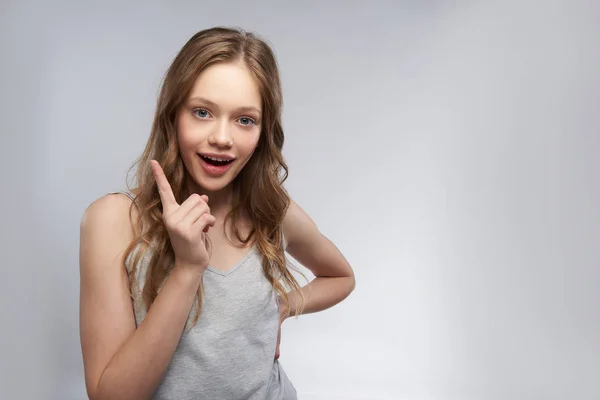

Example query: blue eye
[193,108,210,119]
[238,117,256,126]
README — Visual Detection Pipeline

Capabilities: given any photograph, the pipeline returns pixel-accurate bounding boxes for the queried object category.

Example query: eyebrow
[188,96,261,115]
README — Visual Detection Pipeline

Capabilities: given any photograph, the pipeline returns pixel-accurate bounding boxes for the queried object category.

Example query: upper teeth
[206,156,229,162]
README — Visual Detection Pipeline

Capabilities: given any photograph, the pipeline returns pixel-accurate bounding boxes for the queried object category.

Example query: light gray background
[1,1,599,399]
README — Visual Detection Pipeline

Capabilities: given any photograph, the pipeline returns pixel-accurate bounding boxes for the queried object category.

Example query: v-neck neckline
[205,244,258,277]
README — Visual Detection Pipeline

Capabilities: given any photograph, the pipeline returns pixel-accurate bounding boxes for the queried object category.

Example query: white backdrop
[1,1,599,399]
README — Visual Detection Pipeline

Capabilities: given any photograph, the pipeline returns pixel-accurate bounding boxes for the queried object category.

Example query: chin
[190,168,240,194]
[191,176,232,193]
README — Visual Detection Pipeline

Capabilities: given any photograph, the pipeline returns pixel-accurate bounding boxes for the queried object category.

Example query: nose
[208,120,233,148]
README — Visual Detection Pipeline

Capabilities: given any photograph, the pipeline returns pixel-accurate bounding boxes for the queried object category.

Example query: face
[176,61,262,196]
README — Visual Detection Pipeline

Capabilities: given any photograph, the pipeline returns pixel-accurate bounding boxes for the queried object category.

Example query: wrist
[174,258,207,272]
[278,295,291,321]
[172,261,204,286]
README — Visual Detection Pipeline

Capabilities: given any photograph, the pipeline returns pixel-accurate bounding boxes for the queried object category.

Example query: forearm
[95,265,202,400]
[283,275,355,317]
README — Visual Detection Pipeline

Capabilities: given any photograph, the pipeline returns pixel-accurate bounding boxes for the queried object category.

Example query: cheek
[175,115,186,144]
[177,115,200,150]
[239,131,260,156]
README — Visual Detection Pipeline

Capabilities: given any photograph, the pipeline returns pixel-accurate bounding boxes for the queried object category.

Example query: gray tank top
[119,192,298,400]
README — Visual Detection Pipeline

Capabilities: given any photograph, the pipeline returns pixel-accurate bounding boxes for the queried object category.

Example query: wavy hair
[123,27,305,328]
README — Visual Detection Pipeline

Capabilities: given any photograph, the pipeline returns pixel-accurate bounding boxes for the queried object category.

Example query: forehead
[187,61,262,112]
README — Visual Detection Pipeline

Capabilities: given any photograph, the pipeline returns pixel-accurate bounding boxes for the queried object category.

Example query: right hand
[150,160,216,270]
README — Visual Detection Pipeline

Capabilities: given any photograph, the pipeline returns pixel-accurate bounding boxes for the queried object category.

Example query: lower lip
[198,155,235,176]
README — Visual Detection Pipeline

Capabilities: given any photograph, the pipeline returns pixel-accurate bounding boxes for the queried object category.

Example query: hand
[275,299,289,360]
[150,160,216,270]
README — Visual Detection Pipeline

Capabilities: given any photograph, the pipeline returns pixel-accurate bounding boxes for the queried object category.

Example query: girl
[79,26,355,400]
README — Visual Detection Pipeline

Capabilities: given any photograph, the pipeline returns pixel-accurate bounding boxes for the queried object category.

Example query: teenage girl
[79,26,355,400]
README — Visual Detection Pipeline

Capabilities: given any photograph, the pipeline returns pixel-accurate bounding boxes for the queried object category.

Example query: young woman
[79,26,355,400]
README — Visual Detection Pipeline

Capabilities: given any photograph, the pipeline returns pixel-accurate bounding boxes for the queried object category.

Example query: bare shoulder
[79,192,139,275]
[282,199,319,249]
[282,198,353,279]
[81,193,137,235]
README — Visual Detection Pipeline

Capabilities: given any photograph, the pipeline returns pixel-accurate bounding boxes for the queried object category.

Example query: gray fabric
[117,193,298,399]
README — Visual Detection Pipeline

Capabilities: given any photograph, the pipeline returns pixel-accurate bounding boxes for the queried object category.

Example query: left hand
[275,300,288,360]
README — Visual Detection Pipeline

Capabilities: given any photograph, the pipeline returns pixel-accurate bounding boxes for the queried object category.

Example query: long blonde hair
[123,26,304,327]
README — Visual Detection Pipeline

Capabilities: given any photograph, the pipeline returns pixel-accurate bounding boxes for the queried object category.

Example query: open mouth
[199,154,235,167]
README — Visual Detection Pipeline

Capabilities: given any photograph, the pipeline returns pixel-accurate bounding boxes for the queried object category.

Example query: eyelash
[192,108,257,127]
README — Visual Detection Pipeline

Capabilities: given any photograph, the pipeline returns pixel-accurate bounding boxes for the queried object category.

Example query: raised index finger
[150,160,178,211]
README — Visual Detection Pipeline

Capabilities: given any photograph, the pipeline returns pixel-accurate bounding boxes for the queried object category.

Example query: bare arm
[79,194,203,400]
[280,199,356,317]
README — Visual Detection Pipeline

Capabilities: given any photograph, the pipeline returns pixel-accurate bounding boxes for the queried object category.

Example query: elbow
[348,273,356,294]
[341,269,356,298]
[86,388,99,400]
[85,369,108,400]
[85,379,101,400]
